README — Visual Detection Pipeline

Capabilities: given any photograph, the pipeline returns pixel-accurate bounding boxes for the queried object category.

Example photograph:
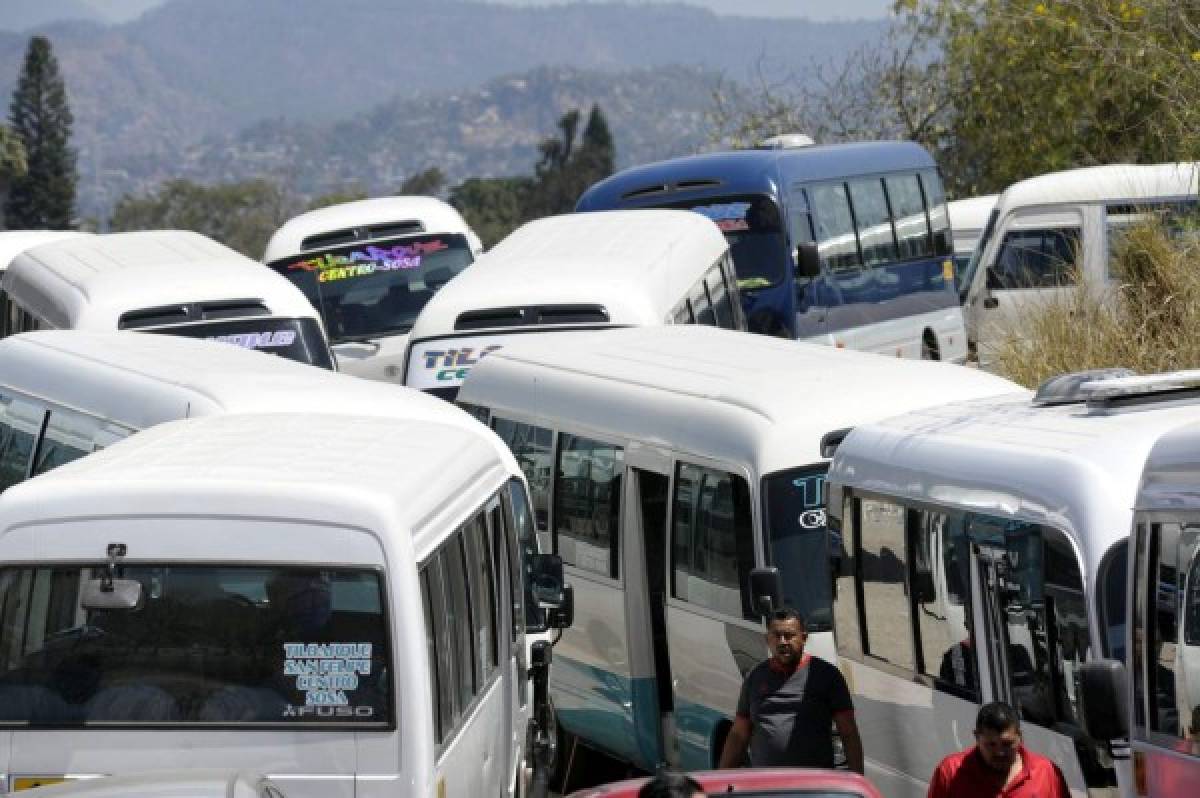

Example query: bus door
[621,447,674,770]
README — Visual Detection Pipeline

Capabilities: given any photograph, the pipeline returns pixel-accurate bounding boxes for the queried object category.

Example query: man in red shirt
[927,701,1069,798]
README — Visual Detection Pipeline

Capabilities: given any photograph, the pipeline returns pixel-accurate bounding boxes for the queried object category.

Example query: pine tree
[4,36,77,229]
[579,105,615,179]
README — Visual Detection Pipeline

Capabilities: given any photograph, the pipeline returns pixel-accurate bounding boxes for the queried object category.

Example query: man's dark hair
[637,770,704,798]
[769,606,806,628]
[976,701,1021,734]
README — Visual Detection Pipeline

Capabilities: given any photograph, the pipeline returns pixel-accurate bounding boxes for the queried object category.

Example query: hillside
[0,0,886,219]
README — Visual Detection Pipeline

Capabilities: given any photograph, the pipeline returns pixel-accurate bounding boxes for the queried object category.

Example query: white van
[263,197,482,380]
[946,194,997,297]
[1,230,334,368]
[825,368,1200,798]
[0,329,487,493]
[0,231,90,273]
[457,324,1020,773]
[0,412,568,798]
[961,163,1198,367]
[403,209,744,400]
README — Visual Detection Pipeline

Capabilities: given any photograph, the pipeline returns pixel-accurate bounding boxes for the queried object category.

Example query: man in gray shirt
[718,607,864,773]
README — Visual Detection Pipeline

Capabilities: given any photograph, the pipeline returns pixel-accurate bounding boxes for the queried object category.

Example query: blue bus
[577,141,968,361]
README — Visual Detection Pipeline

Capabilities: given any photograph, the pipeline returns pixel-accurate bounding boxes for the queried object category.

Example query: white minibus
[1,230,334,369]
[961,162,1198,367]
[403,209,744,400]
[825,368,1200,798]
[0,412,569,797]
[263,197,482,380]
[0,330,489,493]
[0,231,89,273]
[456,324,1020,774]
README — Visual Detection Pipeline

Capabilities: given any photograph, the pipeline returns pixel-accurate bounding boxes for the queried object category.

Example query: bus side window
[504,477,542,634]
[810,182,863,273]
[462,512,498,684]
[920,170,953,256]
[493,417,554,535]
[420,566,446,742]
[31,408,98,477]
[885,174,933,260]
[0,291,9,338]
[706,264,736,329]
[554,433,623,580]
[833,496,863,660]
[671,299,694,325]
[910,511,979,700]
[987,228,1082,290]
[848,177,898,268]
[671,462,755,620]
[422,556,458,744]
[689,279,716,326]
[456,401,491,425]
[857,497,916,671]
[0,393,44,492]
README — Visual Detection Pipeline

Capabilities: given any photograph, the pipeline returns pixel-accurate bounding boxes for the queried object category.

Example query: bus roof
[1137,420,1200,512]
[576,141,937,210]
[3,230,316,329]
[408,209,728,338]
[0,330,483,432]
[0,412,516,561]
[0,230,90,270]
[459,325,1022,476]
[994,162,1198,220]
[829,392,1200,577]
[262,196,478,263]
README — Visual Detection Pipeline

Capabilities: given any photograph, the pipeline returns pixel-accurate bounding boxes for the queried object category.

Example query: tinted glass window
[988,228,1082,289]
[912,512,978,700]
[442,537,475,707]
[763,467,832,631]
[0,393,42,492]
[425,555,458,739]
[858,498,915,670]
[885,174,933,260]
[31,409,95,477]
[689,280,716,326]
[1100,541,1127,662]
[671,463,755,619]
[810,183,862,273]
[149,317,334,370]
[420,568,442,739]
[707,267,735,329]
[674,195,789,290]
[1145,522,1200,742]
[921,170,952,255]
[833,496,863,661]
[504,478,541,632]
[462,514,498,681]
[493,418,554,533]
[269,233,474,344]
[555,434,622,579]
[0,566,390,726]
[848,178,897,267]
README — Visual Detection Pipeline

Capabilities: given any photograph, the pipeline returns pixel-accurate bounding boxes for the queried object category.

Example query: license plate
[12,776,69,791]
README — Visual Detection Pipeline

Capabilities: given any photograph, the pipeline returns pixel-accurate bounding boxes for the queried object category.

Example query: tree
[306,184,369,212]
[110,178,297,258]
[448,176,532,249]
[4,36,76,229]
[0,126,27,228]
[525,105,616,219]
[398,167,446,196]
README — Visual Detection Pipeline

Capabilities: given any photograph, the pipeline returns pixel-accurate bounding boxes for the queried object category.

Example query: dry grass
[993,218,1200,388]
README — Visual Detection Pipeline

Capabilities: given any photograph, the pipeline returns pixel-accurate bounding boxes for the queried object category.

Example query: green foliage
[398,167,446,197]
[109,178,296,258]
[449,177,533,250]
[306,185,369,212]
[4,36,76,229]
[0,125,26,184]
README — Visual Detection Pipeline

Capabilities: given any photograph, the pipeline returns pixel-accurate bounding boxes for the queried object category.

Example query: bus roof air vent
[366,220,425,239]
[758,133,815,150]
[675,179,722,190]
[620,184,670,200]
[1032,368,1136,407]
[300,228,358,251]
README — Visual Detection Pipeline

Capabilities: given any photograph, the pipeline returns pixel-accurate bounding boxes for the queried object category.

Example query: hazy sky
[483,1,893,20]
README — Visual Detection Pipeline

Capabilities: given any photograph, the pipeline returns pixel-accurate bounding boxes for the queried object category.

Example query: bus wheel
[921,331,940,361]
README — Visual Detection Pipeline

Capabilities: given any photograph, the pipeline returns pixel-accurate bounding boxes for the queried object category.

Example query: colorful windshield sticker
[690,202,751,233]
[289,239,449,283]
[793,472,826,530]
[282,642,372,707]
[208,330,297,349]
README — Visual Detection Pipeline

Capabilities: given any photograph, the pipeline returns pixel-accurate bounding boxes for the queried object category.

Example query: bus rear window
[671,195,789,291]
[0,565,390,727]
[146,316,335,370]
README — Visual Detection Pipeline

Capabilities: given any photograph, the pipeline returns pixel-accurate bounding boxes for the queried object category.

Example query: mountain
[0,0,887,219]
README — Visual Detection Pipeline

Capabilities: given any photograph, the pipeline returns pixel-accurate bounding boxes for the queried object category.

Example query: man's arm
[833,711,864,775]
[718,715,752,769]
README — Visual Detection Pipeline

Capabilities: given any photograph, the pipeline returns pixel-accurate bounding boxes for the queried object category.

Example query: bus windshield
[269,233,474,344]
[674,195,789,291]
[148,316,335,370]
[763,467,833,631]
[0,564,390,727]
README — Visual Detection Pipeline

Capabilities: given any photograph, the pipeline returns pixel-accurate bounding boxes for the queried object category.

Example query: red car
[566,769,883,798]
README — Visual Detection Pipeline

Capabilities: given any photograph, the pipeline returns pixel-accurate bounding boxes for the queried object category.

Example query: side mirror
[546,583,574,630]
[81,577,142,611]
[531,553,566,609]
[795,242,821,279]
[1079,659,1129,741]
[749,567,783,619]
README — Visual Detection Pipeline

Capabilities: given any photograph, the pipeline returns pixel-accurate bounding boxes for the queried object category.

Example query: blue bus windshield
[672,195,789,290]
